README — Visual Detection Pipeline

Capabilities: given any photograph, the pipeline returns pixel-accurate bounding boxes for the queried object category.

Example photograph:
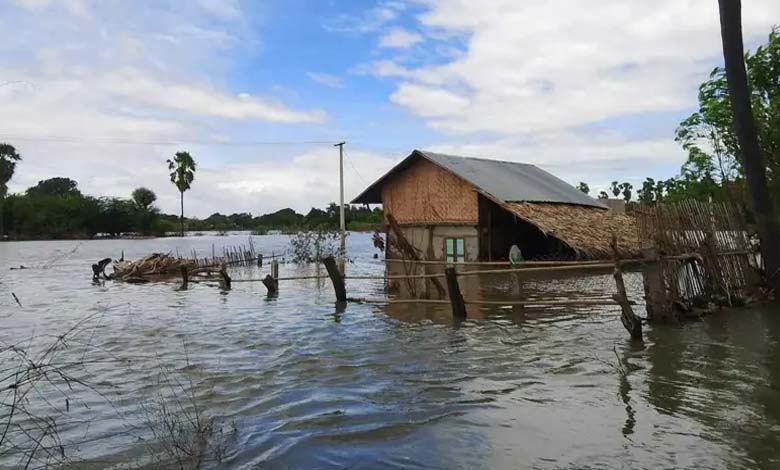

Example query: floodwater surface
[1,233,779,469]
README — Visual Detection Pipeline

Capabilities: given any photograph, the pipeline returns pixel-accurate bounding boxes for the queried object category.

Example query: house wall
[390,225,479,261]
[381,159,478,225]
[386,225,481,301]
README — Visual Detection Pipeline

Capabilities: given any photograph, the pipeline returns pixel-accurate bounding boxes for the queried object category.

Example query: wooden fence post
[612,235,642,340]
[641,247,673,322]
[180,266,189,290]
[262,260,279,296]
[262,275,278,296]
[219,262,232,290]
[323,256,347,302]
[258,254,263,267]
[445,267,467,319]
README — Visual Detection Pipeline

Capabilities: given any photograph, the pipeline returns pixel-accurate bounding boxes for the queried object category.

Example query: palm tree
[166,152,196,237]
[0,143,22,239]
[717,0,780,290]
[610,181,620,198]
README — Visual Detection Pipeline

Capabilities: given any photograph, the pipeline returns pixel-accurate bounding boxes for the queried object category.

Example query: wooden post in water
[258,253,263,267]
[180,266,189,290]
[612,236,642,340]
[445,267,467,319]
[262,275,278,296]
[323,256,347,302]
[641,247,673,323]
[261,260,280,295]
[219,262,232,290]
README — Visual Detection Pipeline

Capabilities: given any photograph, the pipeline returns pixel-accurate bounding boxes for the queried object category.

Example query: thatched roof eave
[500,202,640,260]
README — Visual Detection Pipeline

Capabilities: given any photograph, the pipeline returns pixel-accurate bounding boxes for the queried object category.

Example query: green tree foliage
[0,180,168,239]
[132,187,157,210]
[610,181,620,198]
[619,182,633,202]
[131,187,159,235]
[0,143,22,238]
[26,177,81,197]
[167,151,196,236]
[675,27,780,205]
[577,182,590,194]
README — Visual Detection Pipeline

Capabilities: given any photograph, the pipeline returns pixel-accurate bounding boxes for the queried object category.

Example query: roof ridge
[418,150,536,167]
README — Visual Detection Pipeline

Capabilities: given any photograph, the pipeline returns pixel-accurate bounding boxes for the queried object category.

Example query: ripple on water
[1,235,780,469]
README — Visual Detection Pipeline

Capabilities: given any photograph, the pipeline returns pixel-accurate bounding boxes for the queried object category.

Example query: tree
[598,191,609,200]
[717,0,780,290]
[577,182,590,195]
[610,181,620,198]
[676,27,780,205]
[131,187,158,235]
[131,187,157,211]
[637,178,657,205]
[166,152,196,237]
[26,177,81,197]
[0,143,21,238]
[619,182,633,202]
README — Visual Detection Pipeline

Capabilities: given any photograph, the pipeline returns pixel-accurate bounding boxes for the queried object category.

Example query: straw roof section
[503,202,641,259]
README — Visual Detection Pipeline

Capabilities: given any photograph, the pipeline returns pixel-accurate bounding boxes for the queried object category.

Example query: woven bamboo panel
[635,200,758,303]
[382,159,478,225]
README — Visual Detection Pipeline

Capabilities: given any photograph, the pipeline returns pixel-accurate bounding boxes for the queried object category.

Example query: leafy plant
[289,229,342,263]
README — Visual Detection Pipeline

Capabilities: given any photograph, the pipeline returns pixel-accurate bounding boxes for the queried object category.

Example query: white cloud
[390,83,469,117]
[195,0,241,21]
[102,68,326,123]
[11,0,89,16]
[307,72,345,89]
[322,4,399,34]
[379,28,423,48]
[376,0,780,135]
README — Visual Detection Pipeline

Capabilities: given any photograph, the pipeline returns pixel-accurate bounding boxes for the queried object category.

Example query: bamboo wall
[381,159,478,225]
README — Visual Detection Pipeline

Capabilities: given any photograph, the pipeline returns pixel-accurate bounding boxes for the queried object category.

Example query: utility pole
[335,142,346,273]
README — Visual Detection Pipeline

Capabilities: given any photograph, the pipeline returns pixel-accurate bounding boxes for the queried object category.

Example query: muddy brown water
[1,233,779,469]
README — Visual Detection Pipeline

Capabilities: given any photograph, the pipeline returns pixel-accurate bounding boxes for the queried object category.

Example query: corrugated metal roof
[419,151,606,208]
[351,149,605,209]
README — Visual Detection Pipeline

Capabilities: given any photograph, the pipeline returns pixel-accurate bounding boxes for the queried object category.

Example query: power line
[343,147,368,186]
[0,134,338,147]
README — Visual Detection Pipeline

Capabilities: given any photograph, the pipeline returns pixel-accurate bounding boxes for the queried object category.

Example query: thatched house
[352,150,638,261]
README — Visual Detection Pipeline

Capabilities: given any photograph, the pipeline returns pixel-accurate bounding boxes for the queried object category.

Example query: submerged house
[352,150,638,262]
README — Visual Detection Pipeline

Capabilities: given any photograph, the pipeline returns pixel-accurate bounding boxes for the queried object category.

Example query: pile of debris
[93,253,199,282]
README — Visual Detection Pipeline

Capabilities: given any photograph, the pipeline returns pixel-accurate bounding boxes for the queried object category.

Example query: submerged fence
[635,200,761,320]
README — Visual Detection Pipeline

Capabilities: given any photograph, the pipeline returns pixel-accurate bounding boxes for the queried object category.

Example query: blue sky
[1,0,779,216]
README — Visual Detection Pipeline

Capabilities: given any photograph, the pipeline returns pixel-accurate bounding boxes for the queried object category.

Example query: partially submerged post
[323,255,347,302]
[612,235,642,341]
[258,254,263,267]
[180,266,189,290]
[262,275,278,296]
[445,267,467,319]
[641,246,673,322]
[262,260,279,296]
[219,262,231,290]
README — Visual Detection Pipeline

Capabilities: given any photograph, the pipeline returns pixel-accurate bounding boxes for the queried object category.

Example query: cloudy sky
[1,0,779,217]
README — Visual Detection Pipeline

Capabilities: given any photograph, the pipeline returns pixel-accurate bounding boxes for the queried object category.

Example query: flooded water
[1,233,779,469]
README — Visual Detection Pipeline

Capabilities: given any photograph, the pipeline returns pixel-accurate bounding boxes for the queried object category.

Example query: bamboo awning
[502,202,641,259]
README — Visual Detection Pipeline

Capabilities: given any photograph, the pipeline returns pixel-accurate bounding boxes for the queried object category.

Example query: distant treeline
[0,177,382,240]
